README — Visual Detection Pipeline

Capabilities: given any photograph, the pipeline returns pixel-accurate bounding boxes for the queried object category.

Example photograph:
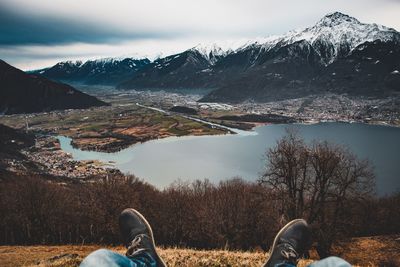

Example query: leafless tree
[260,129,375,257]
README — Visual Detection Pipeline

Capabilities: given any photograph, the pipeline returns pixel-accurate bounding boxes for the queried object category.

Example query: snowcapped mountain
[198,12,400,102]
[118,12,400,101]
[189,41,248,64]
[190,44,227,65]
[240,12,400,65]
[32,57,150,86]
[117,48,223,90]
[31,12,399,101]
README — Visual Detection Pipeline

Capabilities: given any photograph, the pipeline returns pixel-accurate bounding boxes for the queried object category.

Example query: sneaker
[263,219,312,267]
[119,208,166,267]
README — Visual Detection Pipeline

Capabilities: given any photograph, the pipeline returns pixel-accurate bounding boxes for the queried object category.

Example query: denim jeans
[80,249,351,267]
[276,256,351,267]
[79,249,157,267]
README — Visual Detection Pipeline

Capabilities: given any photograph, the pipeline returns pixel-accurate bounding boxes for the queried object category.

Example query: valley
[0,100,228,153]
[83,89,400,128]
[1,87,399,189]
[1,4,400,266]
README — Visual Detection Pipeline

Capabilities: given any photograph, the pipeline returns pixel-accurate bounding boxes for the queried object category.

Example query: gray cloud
[1,0,399,70]
[0,4,179,45]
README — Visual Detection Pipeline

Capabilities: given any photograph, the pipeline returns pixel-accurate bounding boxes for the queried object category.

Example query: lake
[58,122,400,195]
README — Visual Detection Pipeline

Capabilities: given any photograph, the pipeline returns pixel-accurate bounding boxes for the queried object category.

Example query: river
[58,122,400,195]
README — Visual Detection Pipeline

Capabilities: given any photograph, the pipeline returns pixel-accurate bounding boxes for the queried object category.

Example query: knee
[326,256,351,266]
[88,248,111,258]
[309,256,351,267]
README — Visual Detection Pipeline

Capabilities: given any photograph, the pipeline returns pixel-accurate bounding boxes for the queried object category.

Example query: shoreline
[61,119,399,155]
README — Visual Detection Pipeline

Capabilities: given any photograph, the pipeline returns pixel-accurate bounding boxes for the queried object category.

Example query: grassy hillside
[0,235,398,267]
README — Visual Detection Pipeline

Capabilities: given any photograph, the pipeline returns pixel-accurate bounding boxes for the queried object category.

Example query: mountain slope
[33,57,150,86]
[316,40,400,96]
[0,60,108,114]
[0,124,36,173]
[202,40,323,102]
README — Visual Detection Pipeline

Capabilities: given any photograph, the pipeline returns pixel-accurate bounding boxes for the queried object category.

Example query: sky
[1,0,399,70]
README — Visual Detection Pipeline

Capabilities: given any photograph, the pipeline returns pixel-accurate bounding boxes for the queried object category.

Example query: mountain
[30,12,399,102]
[117,46,233,90]
[117,12,399,102]
[32,57,150,86]
[0,60,108,115]
[247,12,399,65]
[200,12,400,102]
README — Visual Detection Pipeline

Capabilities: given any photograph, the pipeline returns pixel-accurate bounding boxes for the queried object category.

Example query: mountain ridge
[32,57,151,86]
[30,12,400,102]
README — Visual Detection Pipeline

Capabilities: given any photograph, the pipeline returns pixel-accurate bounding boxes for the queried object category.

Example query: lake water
[58,122,400,195]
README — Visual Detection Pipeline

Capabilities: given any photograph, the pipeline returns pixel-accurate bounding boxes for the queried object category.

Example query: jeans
[277,256,351,267]
[80,249,351,267]
[80,249,157,267]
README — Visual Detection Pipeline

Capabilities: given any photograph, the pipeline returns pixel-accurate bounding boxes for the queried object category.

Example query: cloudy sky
[1,0,399,70]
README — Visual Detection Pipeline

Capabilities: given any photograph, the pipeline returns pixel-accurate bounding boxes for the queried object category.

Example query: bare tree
[260,129,375,257]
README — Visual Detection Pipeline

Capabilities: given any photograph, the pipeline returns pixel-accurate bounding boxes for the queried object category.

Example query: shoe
[263,219,312,267]
[119,208,166,267]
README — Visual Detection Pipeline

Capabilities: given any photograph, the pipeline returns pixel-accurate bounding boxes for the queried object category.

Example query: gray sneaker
[119,208,166,267]
[263,219,312,267]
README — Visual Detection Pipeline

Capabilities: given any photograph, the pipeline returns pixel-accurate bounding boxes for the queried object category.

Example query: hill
[0,124,36,173]
[0,60,108,114]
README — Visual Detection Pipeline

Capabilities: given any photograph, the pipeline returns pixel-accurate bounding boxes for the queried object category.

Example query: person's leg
[80,208,165,267]
[263,219,312,267]
[80,248,156,267]
[307,256,351,267]
[119,208,166,267]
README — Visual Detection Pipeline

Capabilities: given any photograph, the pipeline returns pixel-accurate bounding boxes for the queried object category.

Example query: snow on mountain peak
[245,12,400,65]
[190,43,230,64]
[191,40,249,64]
[299,12,398,62]
[316,12,360,27]
[57,60,82,68]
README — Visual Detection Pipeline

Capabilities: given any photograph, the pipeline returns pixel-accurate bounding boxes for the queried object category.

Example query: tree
[260,129,375,257]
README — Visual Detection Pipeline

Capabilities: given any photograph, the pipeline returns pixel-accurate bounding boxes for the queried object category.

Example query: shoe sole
[264,218,307,266]
[125,208,167,267]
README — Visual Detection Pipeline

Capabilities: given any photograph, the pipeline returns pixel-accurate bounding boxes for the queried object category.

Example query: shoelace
[280,242,299,263]
[126,234,147,257]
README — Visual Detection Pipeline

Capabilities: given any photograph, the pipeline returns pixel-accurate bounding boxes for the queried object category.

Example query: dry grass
[331,235,400,267]
[159,248,313,267]
[0,235,398,267]
[0,246,312,267]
